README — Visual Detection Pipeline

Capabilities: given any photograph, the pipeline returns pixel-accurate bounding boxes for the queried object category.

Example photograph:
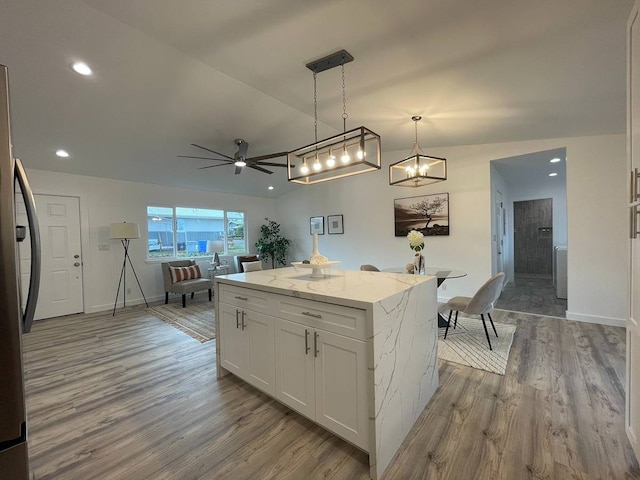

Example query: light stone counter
[215,267,439,480]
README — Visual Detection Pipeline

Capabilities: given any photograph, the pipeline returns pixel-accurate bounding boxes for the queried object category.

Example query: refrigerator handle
[15,158,40,333]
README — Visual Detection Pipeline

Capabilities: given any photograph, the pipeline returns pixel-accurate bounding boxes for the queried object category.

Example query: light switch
[98,244,110,251]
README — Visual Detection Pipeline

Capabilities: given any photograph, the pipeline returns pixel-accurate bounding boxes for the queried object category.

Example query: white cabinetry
[274,317,368,450]
[218,302,275,396]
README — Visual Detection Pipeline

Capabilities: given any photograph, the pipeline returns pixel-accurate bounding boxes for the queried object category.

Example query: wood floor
[495,275,567,318]
[22,307,640,480]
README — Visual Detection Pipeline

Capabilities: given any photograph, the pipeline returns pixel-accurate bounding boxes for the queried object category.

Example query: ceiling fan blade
[199,163,231,170]
[255,161,287,167]
[237,140,249,159]
[246,151,288,162]
[191,143,234,160]
[248,165,274,175]
[235,165,243,175]
[178,155,232,162]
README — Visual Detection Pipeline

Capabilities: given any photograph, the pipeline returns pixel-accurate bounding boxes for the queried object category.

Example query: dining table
[383,267,467,327]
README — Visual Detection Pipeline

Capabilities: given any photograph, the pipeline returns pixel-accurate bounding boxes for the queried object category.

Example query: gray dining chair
[443,272,505,350]
[360,264,380,272]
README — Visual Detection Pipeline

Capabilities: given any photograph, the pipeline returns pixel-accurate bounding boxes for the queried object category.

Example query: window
[147,206,246,259]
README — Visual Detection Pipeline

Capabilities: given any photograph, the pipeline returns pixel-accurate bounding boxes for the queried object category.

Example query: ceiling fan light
[234,160,246,167]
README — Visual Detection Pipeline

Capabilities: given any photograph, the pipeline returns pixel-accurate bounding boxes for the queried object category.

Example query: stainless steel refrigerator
[0,64,41,479]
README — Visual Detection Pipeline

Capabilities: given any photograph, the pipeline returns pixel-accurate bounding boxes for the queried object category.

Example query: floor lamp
[110,222,148,315]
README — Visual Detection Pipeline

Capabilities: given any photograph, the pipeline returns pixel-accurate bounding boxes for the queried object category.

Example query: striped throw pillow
[169,265,202,284]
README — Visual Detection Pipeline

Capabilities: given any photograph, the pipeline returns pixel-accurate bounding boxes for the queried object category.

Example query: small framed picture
[310,216,324,235]
[327,214,344,234]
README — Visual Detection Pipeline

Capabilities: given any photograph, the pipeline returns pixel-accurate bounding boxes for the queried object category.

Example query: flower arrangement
[407,230,425,252]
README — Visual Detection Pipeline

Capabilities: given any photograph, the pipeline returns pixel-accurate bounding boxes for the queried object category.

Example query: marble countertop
[215,267,436,309]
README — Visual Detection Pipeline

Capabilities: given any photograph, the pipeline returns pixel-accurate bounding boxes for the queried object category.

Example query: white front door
[627,0,640,461]
[30,195,83,319]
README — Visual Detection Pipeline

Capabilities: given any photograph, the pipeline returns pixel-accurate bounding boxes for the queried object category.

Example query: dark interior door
[514,198,553,275]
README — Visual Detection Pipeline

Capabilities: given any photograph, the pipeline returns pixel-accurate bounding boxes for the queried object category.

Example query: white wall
[275,134,628,326]
[25,169,277,313]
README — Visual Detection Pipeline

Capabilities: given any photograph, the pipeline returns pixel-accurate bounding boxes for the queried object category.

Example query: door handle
[74,254,80,259]
[73,262,80,267]
[236,309,240,328]
[302,311,322,319]
[241,311,246,330]
[314,332,319,357]
[304,329,310,354]
[15,158,40,334]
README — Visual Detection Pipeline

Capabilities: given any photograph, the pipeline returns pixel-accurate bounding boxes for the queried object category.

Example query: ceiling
[0,0,632,197]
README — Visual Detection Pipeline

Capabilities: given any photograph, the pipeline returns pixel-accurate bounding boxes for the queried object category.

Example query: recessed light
[71,62,92,76]
[550,158,561,163]
[549,172,558,177]
[267,185,274,190]
[55,149,70,158]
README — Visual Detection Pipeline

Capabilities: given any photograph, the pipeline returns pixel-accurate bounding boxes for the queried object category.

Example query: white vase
[413,252,425,275]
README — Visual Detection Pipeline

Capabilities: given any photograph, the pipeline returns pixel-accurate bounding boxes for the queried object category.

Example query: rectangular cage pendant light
[288,50,381,185]
[389,115,447,187]
[287,126,381,185]
[389,153,447,187]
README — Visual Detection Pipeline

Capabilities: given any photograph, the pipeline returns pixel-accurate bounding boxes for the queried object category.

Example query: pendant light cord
[342,62,348,132]
[313,71,318,144]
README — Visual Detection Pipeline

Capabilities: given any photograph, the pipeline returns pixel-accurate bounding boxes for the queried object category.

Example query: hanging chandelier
[287,50,381,185]
[389,116,447,187]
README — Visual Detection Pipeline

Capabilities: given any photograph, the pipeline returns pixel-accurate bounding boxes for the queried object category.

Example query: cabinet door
[314,330,369,451]
[218,303,244,378]
[274,318,315,418]
[243,309,276,396]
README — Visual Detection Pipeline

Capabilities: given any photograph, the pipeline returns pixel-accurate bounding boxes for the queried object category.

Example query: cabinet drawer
[219,284,271,312]
[275,296,366,340]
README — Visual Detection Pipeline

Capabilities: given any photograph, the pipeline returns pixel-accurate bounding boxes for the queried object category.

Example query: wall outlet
[98,244,110,251]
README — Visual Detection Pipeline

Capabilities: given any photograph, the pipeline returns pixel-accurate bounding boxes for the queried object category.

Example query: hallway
[495,275,567,317]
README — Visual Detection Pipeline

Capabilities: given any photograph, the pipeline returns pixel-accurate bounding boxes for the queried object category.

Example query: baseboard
[88,294,165,314]
[565,311,626,328]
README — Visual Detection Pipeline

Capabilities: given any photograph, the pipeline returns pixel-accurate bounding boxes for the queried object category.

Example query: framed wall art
[327,215,344,234]
[310,216,324,235]
[394,192,449,236]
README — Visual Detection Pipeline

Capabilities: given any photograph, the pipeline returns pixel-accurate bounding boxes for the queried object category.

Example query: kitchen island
[214,267,438,480]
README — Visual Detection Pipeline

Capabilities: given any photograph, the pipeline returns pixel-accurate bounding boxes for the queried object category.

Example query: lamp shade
[109,222,141,239]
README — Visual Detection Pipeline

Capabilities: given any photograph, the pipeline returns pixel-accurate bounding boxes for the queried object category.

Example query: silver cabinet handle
[302,311,322,319]
[632,168,640,202]
[314,332,319,357]
[234,295,248,301]
[305,329,310,354]
[632,206,640,239]
[241,311,246,330]
[236,309,240,328]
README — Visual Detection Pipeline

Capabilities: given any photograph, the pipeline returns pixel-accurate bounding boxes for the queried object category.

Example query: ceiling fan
[179,139,288,175]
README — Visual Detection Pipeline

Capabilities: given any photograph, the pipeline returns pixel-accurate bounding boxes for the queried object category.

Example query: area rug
[437,317,516,375]
[148,300,215,343]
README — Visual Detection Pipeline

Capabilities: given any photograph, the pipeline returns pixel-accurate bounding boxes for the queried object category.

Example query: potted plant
[255,218,291,269]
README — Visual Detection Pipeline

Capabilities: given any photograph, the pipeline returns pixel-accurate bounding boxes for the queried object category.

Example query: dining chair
[360,264,380,272]
[443,272,505,350]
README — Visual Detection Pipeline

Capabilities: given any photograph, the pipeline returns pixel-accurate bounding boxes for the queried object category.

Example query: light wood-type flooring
[22,306,640,480]
[495,275,568,318]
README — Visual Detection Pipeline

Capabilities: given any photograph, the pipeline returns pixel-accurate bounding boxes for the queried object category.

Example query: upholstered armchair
[234,254,261,273]
[161,260,213,308]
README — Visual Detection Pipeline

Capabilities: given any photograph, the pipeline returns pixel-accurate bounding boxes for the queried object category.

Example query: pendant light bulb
[313,154,322,171]
[341,147,350,164]
[300,159,310,175]
[326,148,336,167]
[356,150,365,160]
